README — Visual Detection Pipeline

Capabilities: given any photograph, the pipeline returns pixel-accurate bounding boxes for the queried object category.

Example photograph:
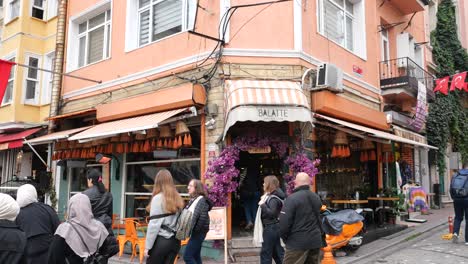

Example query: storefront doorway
[228,122,289,237]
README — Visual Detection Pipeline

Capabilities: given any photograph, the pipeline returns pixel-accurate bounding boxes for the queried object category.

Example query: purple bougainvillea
[204,135,319,206]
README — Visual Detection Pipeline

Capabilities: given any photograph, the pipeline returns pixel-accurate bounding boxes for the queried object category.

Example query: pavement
[109,205,455,264]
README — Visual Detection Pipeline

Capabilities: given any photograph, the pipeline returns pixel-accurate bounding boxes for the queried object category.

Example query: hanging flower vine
[204,135,320,206]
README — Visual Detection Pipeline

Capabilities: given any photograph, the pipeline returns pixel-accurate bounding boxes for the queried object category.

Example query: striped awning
[68,108,188,142]
[26,126,92,145]
[223,80,312,139]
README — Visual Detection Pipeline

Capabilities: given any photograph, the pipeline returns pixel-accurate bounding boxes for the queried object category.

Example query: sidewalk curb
[341,220,448,264]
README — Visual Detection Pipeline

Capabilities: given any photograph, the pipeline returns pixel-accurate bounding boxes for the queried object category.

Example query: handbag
[68,223,106,264]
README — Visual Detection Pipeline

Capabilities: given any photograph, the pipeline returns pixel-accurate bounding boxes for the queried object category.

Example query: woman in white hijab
[0,193,27,264]
[16,184,60,264]
[48,193,109,264]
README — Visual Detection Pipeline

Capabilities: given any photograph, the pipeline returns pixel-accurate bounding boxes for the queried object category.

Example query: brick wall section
[401,145,414,170]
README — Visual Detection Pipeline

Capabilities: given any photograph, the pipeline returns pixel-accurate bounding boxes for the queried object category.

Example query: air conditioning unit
[313,63,344,93]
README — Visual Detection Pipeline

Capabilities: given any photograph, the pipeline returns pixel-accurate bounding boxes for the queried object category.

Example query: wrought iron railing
[379,57,435,96]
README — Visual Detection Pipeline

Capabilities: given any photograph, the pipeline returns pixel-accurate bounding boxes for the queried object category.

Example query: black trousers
[453,199,468,242]
[147,236,180,264]
[261,223,284,264]
[283,248,320,264]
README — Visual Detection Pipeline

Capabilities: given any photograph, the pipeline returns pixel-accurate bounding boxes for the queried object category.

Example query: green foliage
[427,0,468,179]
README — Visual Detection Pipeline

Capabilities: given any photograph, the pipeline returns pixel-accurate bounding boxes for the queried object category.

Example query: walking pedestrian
[279,172,322,264]
[16,184,60,264]
[48,193,109,264]
[0,193,26,264]
[183,179,213,264]
[145,169,184,264]
[449,169,468,244]
[239,158,261,230]
[259,175,286,264]
[83,168,113,234]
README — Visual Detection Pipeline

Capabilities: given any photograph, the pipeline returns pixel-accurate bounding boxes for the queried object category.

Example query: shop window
[124,158,200,218]
[69,165,102,196]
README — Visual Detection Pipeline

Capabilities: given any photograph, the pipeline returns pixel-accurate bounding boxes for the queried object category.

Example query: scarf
[16,184,38,208]
[55,193,108,258]
[0,193,20,221]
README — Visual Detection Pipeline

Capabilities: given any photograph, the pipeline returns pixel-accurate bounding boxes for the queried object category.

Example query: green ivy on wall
[426,0,468,184]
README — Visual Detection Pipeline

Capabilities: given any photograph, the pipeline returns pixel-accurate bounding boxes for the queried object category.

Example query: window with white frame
[32,0,45,19]
[24,56,40,103]
[41,52,55,105]
[318,0,355,51]
[381,28,390,61]
[9,0,20,21]
[77,10,111,68]
[2,57,16,105]
[31,0,58,20]
[126,0,197,51]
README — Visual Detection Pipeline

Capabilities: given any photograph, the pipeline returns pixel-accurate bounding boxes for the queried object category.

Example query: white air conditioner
[313,63,344,93]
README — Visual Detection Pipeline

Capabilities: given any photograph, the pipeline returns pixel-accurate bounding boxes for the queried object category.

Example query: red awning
[0,128,42,149]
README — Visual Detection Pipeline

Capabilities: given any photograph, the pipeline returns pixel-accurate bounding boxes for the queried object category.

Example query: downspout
[48,0,68,133]
[47,0,67,209]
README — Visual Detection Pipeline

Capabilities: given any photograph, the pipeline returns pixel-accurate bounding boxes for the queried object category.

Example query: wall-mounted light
[95,153,121,181]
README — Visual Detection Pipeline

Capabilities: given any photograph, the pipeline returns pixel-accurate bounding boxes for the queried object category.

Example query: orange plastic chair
[132,221,147,264]
[173,238,190,264]
[116,218,142,261]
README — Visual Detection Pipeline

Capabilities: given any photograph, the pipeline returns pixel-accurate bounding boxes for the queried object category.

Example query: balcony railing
[379,57,435,100]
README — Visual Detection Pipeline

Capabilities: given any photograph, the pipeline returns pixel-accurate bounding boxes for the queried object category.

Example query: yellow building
[0,0,58,184]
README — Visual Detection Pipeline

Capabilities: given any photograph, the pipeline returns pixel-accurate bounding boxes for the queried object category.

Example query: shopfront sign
[393,126,427,144]
[257,108,288,120]
[247,146,271,154]
[206,207,228,264]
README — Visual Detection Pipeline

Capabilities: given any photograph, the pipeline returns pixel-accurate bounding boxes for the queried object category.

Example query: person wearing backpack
[183,179,213,264]
[15,184,60,264]
[259,175,286,264]
[145,169,184,264]
[449,169,468,244]
[48,193,109,264]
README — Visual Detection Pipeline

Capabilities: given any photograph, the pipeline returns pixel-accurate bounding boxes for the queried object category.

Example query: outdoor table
[331,199,369,209]
[367,197,400,226]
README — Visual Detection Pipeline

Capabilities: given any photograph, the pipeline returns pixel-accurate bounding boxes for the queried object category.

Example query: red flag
[434,76,449,95]
[450,71,467,91]
[0,59,15,106]
[464,82,468,92]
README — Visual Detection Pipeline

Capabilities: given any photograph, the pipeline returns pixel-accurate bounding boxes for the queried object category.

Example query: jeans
[243,193,259,224]
[283,248,320,264]
[183,232,206,264]
[261,223,284,264]
[453,199,468,242]
[147,236,180,264]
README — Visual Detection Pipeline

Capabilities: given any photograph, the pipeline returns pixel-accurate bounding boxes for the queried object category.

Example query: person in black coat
[279,173,322,264]
[48,194,110,264]
[0,193,26,264]
[83,169,113,234]
[16,184,60,264]
[183,179,213,264]
[259,175,286,264]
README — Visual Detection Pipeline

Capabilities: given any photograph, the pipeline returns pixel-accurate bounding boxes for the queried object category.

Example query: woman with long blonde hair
[145,169,184,264]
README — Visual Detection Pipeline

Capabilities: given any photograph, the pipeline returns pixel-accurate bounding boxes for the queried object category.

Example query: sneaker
[452,233,459,244]
[465,242,468,246]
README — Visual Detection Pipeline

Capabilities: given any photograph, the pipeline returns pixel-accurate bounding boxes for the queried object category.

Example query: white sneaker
[464,242,468,245]
[452,233,459,244]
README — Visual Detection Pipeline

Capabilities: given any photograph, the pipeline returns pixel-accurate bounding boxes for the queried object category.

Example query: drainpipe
[48,0,68,133]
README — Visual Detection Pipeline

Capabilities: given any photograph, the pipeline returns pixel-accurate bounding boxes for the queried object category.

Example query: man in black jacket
[280,172,322,264]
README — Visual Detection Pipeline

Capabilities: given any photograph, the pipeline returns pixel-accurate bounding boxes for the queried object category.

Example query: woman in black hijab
[83,169,113,234]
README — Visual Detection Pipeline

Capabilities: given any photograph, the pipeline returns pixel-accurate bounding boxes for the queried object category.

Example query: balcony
[389,0,429,15]
[379,57,435,103]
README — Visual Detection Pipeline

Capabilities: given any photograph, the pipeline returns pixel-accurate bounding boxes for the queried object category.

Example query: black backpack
[450,169,468,199]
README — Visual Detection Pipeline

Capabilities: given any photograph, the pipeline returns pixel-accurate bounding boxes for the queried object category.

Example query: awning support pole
[15,62,102,84]
[23,139,49,170]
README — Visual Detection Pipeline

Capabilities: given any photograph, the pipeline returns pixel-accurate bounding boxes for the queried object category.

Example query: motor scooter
[320,206,364,264]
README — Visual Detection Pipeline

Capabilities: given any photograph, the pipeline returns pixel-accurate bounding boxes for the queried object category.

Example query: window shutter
[324,0,344,44]
[47,0,58,19]
[152,0,182,41]
[87,27,105,64]
[139,9,150,46]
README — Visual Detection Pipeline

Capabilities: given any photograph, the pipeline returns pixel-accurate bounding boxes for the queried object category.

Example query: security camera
[205,118,216,127]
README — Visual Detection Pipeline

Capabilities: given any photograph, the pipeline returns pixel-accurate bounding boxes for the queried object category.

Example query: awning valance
[26,126,92,145]
[69,108,188,142]
[223,80,312,139]
[0,128,42,150]
[314,113,437,149]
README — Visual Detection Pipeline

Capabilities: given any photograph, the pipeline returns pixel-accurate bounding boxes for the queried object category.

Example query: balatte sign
[257,108,288,120]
